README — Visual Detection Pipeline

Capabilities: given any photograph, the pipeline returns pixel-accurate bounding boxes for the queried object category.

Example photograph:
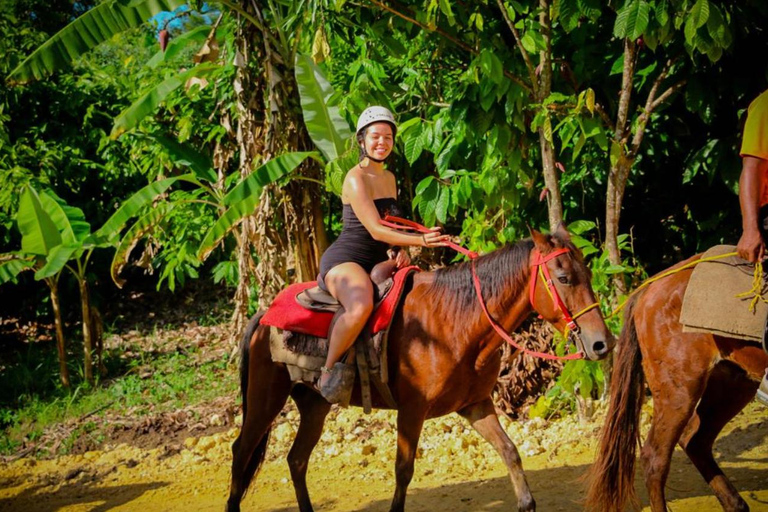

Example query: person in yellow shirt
[736,88,768,406]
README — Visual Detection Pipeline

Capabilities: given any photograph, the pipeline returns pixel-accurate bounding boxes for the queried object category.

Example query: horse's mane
[428,239,535,314]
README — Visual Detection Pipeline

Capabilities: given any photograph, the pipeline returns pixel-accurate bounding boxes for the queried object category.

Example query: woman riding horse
[316,106,450,403]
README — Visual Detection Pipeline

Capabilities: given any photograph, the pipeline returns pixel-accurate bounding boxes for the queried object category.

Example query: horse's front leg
[459,398,535,512]
[390,408,426,512]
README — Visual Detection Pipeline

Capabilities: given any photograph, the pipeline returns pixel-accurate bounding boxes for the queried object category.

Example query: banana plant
[295,54,352,162]
[6,0,224,142]
[96,137,319,286]
[294,53,357,196]
[0,186,98,387]
[0,182,187,387]
[6,0,188,84]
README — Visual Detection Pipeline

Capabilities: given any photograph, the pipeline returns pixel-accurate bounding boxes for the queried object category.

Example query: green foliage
[2,0,767,427]
[295,54,353,162]
[612,0,733,60]
[110,62,220,138]
[6,0,188,84]
[197,151,319,261]
[145,24,211,69]
[17,187,62,256]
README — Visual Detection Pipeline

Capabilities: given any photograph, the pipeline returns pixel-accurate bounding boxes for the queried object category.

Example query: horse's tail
[236,311,271,498]
[585,293,646,512]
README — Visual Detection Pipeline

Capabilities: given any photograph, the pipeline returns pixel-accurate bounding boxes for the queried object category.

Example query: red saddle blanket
[260,266,419,338]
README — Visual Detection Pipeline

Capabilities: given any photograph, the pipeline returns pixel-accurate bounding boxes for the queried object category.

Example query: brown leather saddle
[295,258,399,313]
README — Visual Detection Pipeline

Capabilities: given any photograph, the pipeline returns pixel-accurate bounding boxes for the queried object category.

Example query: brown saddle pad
[679,245,767,342]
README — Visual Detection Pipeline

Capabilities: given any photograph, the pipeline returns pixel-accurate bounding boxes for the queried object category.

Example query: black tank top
[318,197,402,288]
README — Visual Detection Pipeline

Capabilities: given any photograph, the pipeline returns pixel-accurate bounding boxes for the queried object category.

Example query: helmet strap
[360,148,386,166]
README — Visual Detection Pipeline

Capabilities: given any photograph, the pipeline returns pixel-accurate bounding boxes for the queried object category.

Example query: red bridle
[381,216,600,361]
[529,248,600,335]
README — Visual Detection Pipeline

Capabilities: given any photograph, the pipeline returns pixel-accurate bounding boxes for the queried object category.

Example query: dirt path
[1,402,766,512]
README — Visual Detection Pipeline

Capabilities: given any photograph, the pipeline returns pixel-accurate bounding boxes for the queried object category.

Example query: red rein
[381,215,585,361]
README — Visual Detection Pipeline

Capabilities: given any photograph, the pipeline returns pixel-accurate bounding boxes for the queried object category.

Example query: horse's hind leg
[287,385,332,512]
[640,343,711,512]
[458,398,535,512]
[227,330,292,512]
[678,362,754,511]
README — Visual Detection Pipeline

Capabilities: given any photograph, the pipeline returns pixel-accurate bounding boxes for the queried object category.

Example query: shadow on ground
[0,480,169,512]
[255,455,768,512]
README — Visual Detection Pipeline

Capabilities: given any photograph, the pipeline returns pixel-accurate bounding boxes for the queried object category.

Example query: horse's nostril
[593,341,606,354]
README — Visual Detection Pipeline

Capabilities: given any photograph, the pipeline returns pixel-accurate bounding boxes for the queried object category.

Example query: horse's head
[529,224,615,361]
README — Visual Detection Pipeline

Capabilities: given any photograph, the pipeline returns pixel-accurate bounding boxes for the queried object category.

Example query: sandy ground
[1,401,766,512]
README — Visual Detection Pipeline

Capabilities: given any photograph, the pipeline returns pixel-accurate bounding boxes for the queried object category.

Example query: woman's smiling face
[362,122,394,160]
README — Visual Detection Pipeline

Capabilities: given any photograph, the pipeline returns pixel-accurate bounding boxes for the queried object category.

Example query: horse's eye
[557,276,569,285]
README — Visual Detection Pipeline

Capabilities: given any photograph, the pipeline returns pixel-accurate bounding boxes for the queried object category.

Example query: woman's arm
[345,172,449,247]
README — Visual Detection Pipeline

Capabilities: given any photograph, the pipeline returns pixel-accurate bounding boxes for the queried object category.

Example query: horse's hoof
[518,497,536,512]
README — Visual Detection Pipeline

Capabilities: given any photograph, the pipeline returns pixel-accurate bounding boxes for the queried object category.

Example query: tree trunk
[604,40,637,297]
[539,128,563,229]
[537,0,562,230]
[312,187,329,259]
[228,11,264,348]
[78,278,94,385]
[605,158,633,295]
[254,186,289,308]
[91,306,105,376]
[231,218,255,350]
[47,279,70,388]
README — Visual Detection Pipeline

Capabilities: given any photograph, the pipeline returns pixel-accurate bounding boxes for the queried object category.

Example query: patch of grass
[0,338,237,457]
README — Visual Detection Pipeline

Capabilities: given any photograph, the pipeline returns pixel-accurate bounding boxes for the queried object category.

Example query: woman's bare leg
[320,262,374,389]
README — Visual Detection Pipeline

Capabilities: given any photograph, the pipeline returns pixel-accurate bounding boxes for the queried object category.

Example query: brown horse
[586,254,768,512]
[226,226,614,512]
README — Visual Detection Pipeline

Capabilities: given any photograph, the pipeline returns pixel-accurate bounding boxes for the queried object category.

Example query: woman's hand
[421,227,451,247]
[388,247,411,268]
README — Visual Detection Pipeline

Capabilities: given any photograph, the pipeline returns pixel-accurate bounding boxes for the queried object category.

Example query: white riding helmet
[356,106,397,135]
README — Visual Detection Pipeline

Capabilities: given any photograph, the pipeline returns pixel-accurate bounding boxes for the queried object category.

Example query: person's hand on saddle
[387,247,411,268]
[737,227,765,263]
[421,227,451,247]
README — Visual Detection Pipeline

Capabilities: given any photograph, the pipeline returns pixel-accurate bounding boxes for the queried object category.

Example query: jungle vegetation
[1,0,767,420]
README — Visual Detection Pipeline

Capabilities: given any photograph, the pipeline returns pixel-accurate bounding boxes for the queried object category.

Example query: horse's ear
[530,228,551,253]
[553,222,571,244]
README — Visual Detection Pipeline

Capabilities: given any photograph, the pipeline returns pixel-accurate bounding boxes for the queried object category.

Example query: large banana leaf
[295,54,352,162]
[7,0,188,84]
[145,24,211,69]
[197,195,259,262]
[0,257,34,285]
[35,244,80,280]
[39,191,91,244]
[153,135,217,183]
[18,187,62,256]
[111,203,172,287]
[95,175,188,240]
[198,151,318,260]
[111,63,218,138]
[223,151,317,206]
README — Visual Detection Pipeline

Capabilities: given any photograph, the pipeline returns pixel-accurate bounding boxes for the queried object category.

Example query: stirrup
[319,362,355,406]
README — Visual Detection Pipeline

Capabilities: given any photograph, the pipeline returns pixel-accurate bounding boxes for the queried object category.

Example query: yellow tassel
[735,260,768,313]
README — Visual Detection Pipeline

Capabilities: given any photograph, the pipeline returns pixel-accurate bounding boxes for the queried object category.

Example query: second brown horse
[586,254,768,511]
[227,225,614,512]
